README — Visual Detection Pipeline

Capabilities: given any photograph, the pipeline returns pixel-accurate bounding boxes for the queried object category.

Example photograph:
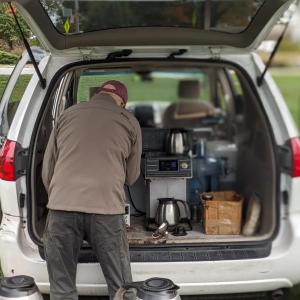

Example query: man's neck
[91,92,118,106]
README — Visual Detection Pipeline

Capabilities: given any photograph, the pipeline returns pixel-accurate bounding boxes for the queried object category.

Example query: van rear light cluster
[290,137,300,178]
[0,139,17,181]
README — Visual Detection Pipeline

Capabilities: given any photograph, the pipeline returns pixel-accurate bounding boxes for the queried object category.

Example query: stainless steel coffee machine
[145,155,192,225]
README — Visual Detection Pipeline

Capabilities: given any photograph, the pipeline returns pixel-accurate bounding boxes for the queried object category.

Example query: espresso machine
[142,128,192,229]
[145,156,192,223]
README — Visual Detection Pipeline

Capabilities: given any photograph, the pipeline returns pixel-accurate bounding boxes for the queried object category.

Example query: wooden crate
[200,191,243,235]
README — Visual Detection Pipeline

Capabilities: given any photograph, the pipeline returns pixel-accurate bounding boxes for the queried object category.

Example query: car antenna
[106,49,133,61]
[8,2,47,89]
[168,49,187,59]
[257,4,297,87]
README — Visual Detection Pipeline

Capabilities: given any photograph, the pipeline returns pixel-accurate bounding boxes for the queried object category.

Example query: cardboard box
[200,191,243,235]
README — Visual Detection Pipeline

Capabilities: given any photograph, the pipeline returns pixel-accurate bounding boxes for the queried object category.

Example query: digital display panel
[159,160,178,171]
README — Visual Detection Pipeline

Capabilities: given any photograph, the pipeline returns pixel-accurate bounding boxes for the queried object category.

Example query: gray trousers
[43,210,133,300]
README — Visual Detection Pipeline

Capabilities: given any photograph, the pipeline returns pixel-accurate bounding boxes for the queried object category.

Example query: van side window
[227,69,245,116]
[52,72,76,122]
[0,48,47,144]
[7,72,33,126]
[0,77,9,99]
[0,60,33,142]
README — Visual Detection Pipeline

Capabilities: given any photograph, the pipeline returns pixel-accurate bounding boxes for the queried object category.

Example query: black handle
[174,199,190,219]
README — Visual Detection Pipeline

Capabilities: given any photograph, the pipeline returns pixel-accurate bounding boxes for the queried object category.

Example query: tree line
[0,3,30,51]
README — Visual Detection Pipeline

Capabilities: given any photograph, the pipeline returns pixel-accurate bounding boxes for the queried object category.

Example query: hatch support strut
[257,20,290,87]
[256,0,299,87]
[8,2,46,89]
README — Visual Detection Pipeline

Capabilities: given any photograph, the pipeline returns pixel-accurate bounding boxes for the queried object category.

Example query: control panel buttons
[180,162,189,169]
[145,157,192,178]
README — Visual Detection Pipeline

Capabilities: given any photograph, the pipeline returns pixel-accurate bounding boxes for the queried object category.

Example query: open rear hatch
[6,0,294,57]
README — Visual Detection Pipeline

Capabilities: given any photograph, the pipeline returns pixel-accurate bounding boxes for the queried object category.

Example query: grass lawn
[0,70,300,298]
[273,73,300,129]
[290,285,300,300]
[0,75,8,97]
[0,74,32,103]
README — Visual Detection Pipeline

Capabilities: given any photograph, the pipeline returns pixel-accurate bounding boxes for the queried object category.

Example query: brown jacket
[42,93,142,214]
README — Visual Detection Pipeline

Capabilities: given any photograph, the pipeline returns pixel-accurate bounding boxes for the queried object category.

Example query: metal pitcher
[155,198,190,226]
[166,129,189,155]
[0,276,43,300]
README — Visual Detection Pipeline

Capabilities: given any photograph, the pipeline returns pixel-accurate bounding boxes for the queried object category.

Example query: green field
[0,71,300,298]
[0,74,32,103]
[273,73,300,129]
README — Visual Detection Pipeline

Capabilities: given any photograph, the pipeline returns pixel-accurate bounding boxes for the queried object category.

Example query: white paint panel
[0,180,20,216]
[288,178,300,214]
[1,214,300,296]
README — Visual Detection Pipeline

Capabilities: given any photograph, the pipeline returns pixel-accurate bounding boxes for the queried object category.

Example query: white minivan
[0,0,300,299]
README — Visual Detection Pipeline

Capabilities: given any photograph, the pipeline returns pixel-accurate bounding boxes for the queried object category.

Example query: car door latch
[15,146,29,178]
[278,144,293,175]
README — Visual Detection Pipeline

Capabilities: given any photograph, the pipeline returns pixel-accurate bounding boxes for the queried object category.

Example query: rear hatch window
[9,0,292,52]
[41,0,265,34]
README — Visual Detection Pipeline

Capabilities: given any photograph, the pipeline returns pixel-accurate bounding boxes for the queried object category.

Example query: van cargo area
[30,60,277,254]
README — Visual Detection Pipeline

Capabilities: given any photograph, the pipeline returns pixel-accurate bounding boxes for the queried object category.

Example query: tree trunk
[8,40,13,51]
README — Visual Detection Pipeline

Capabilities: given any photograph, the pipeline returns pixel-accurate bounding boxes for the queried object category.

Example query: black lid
[143,278,176,292]
[138,277,179,300]
[1,276,35,289]
[158,198,175,203]
[0,276,38,298]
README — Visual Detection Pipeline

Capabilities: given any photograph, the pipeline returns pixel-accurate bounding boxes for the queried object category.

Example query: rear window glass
[40,0,265,35]
[69,67,245,129]
[0,67,33,135]
[77,70,210,103]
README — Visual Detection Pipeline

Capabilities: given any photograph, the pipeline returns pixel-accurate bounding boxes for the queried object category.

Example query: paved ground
[0,65,34,75]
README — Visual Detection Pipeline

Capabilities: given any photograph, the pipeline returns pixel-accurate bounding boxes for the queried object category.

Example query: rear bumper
[1,213,300,296]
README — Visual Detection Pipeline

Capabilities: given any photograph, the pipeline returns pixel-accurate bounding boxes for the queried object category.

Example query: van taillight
[291,137,300,178]
[0,139,16,181]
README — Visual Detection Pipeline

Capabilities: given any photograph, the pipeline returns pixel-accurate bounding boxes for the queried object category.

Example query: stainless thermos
[0,276,43,300]
[155,198,190,226]
[114,277,181,300]
[166,129,189,155]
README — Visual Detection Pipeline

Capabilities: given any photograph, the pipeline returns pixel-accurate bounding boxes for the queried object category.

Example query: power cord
[126,184,146,216]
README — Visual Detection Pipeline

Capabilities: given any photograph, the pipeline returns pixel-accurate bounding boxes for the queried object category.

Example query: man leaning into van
[42,80,142,300]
